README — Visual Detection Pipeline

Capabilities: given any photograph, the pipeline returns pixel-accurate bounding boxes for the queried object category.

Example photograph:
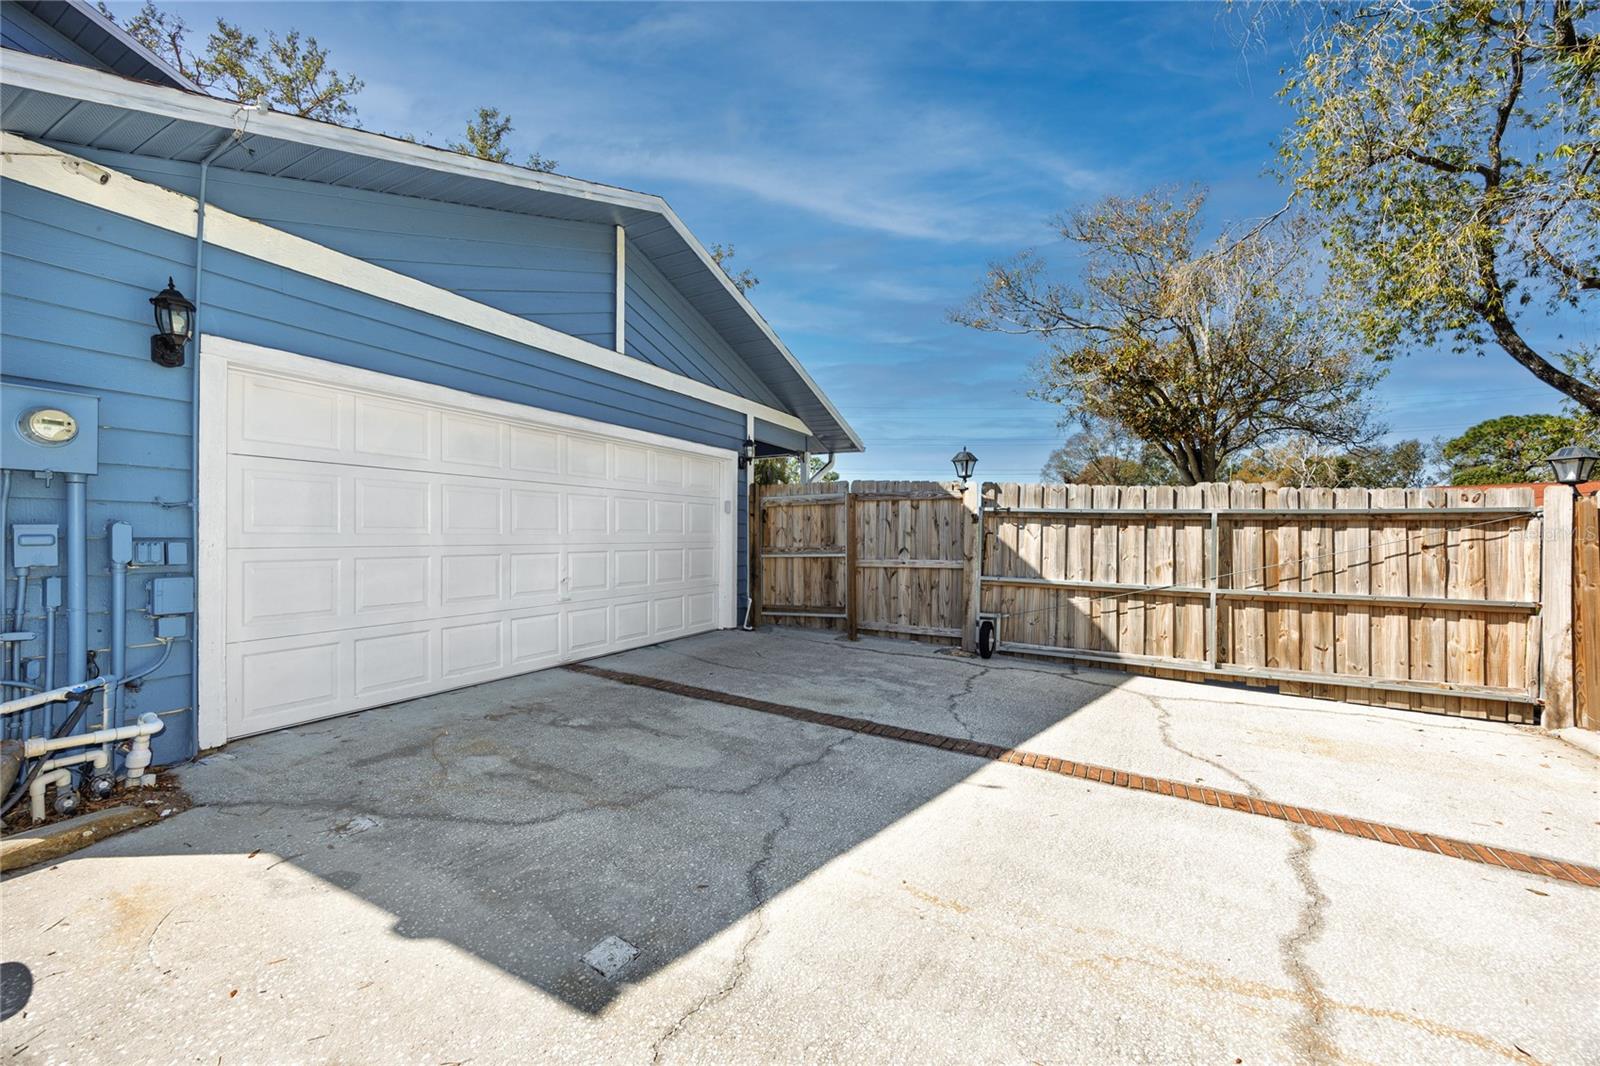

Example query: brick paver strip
[567,663,1600,890]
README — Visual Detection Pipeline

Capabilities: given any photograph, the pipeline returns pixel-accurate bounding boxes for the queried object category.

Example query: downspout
[742,414,755,631]
[185,130,241,761]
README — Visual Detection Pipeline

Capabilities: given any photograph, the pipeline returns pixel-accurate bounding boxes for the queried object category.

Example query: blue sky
[114,1,1585,481]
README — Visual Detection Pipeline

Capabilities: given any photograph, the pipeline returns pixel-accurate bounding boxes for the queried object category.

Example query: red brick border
[567,663,1600,891]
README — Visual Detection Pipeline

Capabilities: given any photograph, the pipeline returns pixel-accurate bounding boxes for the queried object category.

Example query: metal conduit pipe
[182,131,241,761]
[11,567,28,728]
[64,474,88,687]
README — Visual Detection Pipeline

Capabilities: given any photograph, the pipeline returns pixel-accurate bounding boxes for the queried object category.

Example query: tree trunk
[1475,237,1600,413]
[1483,303,1600,413]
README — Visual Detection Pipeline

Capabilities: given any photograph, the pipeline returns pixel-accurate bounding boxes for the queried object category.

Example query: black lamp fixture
[738,438,756,470]
[1546,445,1599,487]
[149,277,196,368]
[951,446,978,484]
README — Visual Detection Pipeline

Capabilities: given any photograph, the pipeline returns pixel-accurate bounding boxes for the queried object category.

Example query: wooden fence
[751,481,973,642]
[751,479,1586,727]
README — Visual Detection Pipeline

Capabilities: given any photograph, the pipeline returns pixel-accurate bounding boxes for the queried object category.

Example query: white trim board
[0,50,863,451]
[195,336,739,750]
[0,131,812,437]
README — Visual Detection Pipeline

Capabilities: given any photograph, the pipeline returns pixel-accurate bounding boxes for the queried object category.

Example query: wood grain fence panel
[1067,484,1094,652]
[1148,485,1176,659]
[1575,496,1600,731]
[1091,484,1119,651]
[1119,485,1147,657]
[763,478,1549,722]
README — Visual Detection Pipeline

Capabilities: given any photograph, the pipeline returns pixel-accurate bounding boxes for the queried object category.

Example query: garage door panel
[231,370,724,501]
[224,359,732,740]
[353,628,433,698]
[233,457,720,549]
[231,544,719,642]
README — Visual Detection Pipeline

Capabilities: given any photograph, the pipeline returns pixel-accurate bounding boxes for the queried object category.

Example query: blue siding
[2,178,750,762]
[58,146,791,417]
[59,147,619,350]
[625,240,783,408]
[1,6,103,67]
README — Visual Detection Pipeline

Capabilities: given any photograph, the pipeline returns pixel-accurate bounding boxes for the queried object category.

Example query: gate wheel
[976,618,997,659]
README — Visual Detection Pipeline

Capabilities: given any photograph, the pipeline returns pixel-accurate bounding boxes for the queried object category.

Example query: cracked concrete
[1,627,1595,1065]
[1151,694,1335,1065]
[652,732,856,1062]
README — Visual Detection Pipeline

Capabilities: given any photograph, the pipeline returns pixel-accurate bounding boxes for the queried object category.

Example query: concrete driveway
[2,627,1596,1065]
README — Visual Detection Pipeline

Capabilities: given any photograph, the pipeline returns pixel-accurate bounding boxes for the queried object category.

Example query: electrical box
[149,576,195,616]
[0,382,99,475]
[134,539,191,566]
[109,522,133,565]
[155,616,189,639]
[43,576,62,609]
[11,524,60,568]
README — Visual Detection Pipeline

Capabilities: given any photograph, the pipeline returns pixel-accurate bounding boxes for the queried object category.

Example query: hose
[0,687,96,818]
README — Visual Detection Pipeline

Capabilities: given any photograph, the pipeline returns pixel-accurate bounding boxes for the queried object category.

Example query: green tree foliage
[709,244,760,293]
[752,457,840,485]
[1438,413,1597,483]
[955,187,1381,485]
[1230,437,1430,488]
[105,1,362,123]
[1282,0,1600,412]
[448,107,558,173]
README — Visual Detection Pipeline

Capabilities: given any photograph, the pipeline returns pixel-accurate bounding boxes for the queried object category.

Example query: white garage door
[210,344,735,739]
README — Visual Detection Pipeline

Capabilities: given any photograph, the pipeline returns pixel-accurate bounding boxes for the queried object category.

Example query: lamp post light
[1546,445,1599,487]
[951,447,977,485]
[149,277,196,368]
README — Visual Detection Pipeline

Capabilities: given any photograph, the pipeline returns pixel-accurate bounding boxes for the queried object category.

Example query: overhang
[0,50,863,454]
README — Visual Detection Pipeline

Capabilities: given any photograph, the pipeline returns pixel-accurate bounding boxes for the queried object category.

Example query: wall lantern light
[739,438,756,470]
[1546,445,1599,486]
[951,447,978,484]
[149,277,196,368]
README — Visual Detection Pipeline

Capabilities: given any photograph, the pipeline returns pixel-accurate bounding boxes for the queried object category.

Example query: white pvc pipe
[28,747,109,822]
[29,767,73,823]
[24,712,162,758]
[0,675,113,716]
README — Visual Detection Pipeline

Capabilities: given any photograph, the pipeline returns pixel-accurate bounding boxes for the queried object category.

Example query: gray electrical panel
[1,383,99,475]
[149,576,196,616]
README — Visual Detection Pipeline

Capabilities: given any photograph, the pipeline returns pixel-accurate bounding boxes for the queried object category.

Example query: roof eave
[0,49,863,452]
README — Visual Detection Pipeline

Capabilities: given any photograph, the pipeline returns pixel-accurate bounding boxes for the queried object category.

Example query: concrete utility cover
[581,936,639,979]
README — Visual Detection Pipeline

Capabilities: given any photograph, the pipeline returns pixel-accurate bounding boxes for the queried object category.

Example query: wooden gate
[750,481,974,642]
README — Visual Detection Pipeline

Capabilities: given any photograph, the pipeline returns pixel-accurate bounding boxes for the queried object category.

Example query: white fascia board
[0,50,863,452]
[0,131,812,436]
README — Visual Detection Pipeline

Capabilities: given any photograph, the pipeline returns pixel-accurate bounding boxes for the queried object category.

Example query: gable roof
[0,49,863,453]
[8,0,204,92]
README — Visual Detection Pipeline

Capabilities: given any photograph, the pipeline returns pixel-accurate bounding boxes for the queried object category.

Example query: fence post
[1541,485,1576,729]
[963,482,986,653]
[846,491,859,641]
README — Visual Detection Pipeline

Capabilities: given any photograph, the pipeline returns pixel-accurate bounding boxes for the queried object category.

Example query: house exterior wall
[51,146,787,418]
[2,176,755,763]
[624,239,784,408]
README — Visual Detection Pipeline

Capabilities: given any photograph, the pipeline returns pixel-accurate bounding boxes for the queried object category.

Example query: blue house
[0,1,861,770]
